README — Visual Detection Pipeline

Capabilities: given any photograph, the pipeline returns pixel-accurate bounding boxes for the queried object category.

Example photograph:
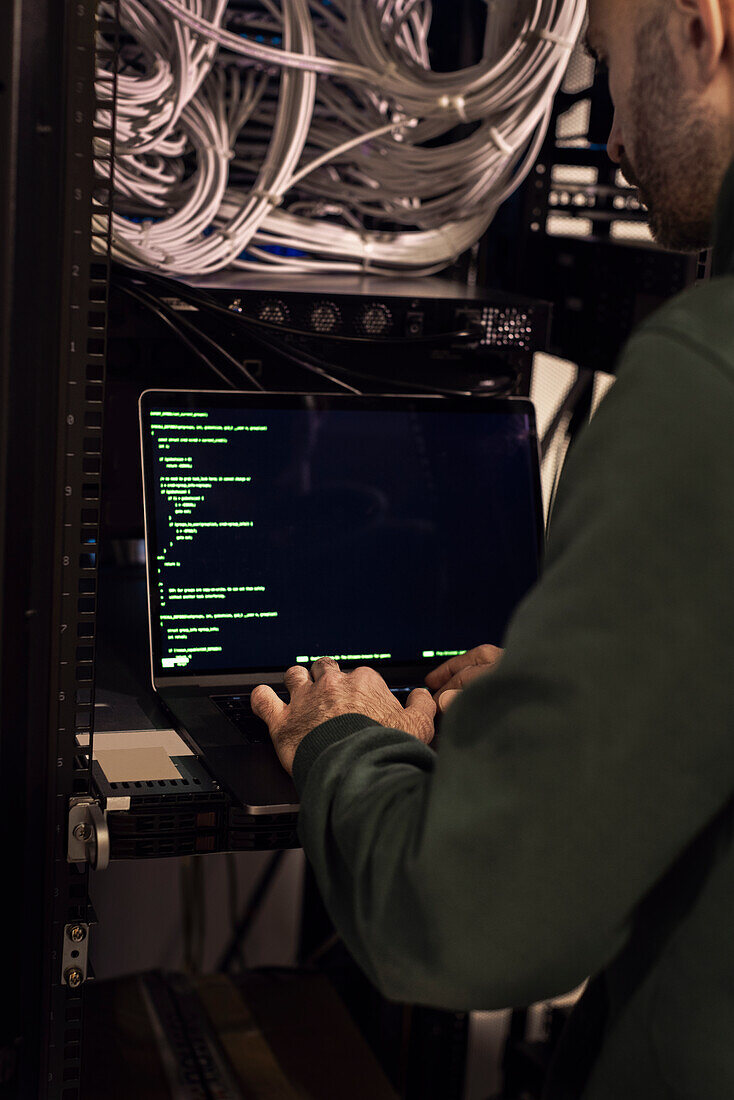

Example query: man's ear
[673,0,726,82]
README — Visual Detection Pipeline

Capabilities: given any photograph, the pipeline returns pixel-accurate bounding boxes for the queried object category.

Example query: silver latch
[67,797,110,871]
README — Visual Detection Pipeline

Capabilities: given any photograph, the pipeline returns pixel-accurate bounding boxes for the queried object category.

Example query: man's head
[586,0,734,251]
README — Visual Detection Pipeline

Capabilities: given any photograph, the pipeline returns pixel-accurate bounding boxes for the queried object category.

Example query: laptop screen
[140,392,544,680]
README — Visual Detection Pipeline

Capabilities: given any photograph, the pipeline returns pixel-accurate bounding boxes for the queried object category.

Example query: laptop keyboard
[212,686,419,744]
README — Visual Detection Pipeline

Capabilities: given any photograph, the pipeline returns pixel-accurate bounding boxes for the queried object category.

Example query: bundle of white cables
[97,0,586,276]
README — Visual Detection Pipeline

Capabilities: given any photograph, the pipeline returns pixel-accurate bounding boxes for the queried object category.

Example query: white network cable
[97,0,587,276]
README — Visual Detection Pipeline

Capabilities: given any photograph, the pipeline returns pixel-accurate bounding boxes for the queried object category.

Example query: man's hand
[251,657,436,776]
[425,644,503,712]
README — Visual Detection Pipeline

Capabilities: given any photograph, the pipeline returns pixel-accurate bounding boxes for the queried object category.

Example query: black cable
[123,273,391,396]
[117,284,238,389]
[200,307,517,400]
[224,853,245,972]
[539,371,595,461]
[279,346,515,398]
[118,281,266,391]
[113,263,484,347]
[546,431,569,533]
[302,931,341,968]
[118,267,517,398]
[241,319,521,397]
[235,323,362,393]
[202,307,364,395]
[216,850,286,973]
[154,292,266,391]
[121,277,358,394]
[154,280,363,394]
[243,322,467,396]
[544,372,597,530]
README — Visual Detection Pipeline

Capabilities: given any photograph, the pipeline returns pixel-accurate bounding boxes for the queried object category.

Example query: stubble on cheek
[627,13,730,251]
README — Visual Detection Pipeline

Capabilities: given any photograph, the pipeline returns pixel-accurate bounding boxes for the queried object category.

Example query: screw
[73,822,91,842]
[65,968,83,989]
[67,925,86,943]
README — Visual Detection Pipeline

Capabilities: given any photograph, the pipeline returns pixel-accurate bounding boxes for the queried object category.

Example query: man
[252,0,734,1095]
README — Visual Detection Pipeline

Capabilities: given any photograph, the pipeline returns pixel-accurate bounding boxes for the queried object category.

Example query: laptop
[139,390,545,813]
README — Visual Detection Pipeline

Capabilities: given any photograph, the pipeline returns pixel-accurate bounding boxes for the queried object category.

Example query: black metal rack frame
[1,2,114,1096]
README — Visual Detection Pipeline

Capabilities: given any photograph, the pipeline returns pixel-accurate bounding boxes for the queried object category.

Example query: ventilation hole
[357,303,392,337]
[309,301,341,334]
[258,298,290,326]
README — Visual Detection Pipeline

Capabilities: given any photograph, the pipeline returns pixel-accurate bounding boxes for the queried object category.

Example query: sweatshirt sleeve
[292,328,734,1011]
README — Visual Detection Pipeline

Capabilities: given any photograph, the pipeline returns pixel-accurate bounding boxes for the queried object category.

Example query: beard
[625,11,732,253]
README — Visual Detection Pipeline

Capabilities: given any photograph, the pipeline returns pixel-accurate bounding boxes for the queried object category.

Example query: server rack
[1,2,115,1096]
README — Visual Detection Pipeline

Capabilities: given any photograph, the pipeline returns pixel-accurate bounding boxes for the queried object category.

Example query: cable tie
[251,189,283,208]
[527,27,577,50]
[140,218,155,248]
[361,237,375,273]
[453,95,469,123]
[489,127,514,156]
[437,94,469,122]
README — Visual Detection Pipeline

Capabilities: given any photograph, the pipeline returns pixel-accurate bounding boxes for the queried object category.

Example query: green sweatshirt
[292,163,734,1099]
